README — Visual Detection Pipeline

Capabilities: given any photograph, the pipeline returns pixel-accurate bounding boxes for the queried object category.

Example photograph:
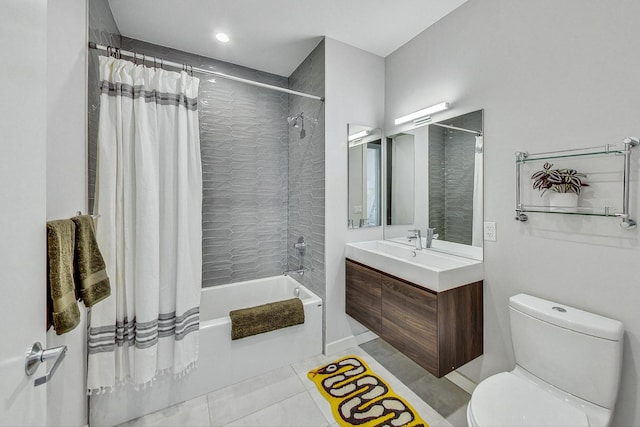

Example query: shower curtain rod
[88,42,325,101]
[431,122,482,136]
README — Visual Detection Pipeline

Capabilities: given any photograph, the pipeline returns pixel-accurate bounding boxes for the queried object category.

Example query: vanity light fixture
[394,102,450,125]
[349,140,369,148]
[348,130,371,142]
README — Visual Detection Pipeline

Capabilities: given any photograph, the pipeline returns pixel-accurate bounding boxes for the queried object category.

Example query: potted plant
[531,162,589,208]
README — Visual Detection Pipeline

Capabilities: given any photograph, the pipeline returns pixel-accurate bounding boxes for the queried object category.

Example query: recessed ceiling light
[215,33,230,43]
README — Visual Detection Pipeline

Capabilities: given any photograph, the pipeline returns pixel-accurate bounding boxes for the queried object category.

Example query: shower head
[288,112,306,138]
[287,112,304,129]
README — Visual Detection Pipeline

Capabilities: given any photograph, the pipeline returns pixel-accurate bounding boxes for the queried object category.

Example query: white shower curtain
[472,135,483,247]
[87,56,202,393]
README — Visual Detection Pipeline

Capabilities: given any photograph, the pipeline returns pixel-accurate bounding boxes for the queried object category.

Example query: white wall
[0,1,48,425]
[385,1,640,425]
[47,0,88,220]
[324,38,385,352]
[45,1,88,426]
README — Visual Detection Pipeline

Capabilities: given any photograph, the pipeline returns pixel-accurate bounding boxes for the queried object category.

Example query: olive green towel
[47,220,81,335]
[70,215,111,307]
[230,298,305,340]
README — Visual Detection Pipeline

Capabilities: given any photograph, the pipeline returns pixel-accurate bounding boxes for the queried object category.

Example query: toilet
[467,293,624,427]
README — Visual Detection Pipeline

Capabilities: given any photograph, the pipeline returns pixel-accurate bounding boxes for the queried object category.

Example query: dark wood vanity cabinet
[345,260,382,332]
[345,258,483,378]
[381,274,439,374]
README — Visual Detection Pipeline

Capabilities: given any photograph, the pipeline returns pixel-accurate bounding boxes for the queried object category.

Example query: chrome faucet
[283,267,307,277]
[284,236,311,276]
[425,228,436,248]
[407,229,422,250]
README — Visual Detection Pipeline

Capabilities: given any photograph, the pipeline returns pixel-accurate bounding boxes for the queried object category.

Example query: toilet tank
[509,294,624,409]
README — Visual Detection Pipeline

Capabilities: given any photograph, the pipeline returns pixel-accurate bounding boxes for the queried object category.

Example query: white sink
[345,240,483,292]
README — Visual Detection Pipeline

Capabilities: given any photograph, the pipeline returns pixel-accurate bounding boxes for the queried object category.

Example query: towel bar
[75,210,100,219]
[515,137,638,229]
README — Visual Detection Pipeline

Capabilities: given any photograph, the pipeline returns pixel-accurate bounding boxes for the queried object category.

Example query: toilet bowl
[467,367,611,426]
[467,294,624,427]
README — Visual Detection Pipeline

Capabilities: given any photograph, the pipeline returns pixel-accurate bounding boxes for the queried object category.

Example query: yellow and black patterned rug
[308,355,427,427]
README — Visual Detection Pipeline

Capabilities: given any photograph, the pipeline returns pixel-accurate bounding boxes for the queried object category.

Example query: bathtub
[89,275,323,427]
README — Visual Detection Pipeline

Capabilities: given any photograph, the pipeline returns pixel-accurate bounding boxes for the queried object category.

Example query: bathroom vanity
[345,110,484,378]
[345,244,483,378]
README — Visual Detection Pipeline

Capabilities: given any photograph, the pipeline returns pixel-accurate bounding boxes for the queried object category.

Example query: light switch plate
[484,221,497,241]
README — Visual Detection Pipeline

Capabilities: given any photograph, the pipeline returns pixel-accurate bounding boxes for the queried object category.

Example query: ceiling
[108,0,467,77]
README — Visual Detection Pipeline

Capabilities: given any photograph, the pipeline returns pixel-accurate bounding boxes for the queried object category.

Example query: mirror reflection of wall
[348,125,382,228]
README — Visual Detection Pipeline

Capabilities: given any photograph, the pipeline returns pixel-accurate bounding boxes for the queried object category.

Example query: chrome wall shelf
[515,137,639,229]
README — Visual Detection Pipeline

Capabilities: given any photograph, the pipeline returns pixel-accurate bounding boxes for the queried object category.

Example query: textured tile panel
[429,111,482,245]
[87,0,122,211]
[121,39,289,287]
[428,126,446,237]
[88,28,324,292]
[287,41,326,346]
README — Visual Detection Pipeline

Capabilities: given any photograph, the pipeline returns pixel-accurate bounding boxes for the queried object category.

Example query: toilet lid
[469,372,589,427]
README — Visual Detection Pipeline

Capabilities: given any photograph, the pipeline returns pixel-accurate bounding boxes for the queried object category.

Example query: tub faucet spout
[283,267,310,277]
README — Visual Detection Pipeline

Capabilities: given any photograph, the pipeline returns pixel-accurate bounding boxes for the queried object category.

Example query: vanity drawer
[381,275,438,374]
[345,259,382,332]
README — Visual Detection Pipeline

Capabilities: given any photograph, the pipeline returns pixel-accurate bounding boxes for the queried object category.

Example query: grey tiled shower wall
[428,127,446,238]
[88,0,121,210]
[287,41,326,302]
[88,0,325,291]
[428,111,482,245]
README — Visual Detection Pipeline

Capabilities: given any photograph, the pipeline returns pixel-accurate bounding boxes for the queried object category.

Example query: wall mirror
[348,124,382,228]
[386,132,418,225]
[384,109,484,260]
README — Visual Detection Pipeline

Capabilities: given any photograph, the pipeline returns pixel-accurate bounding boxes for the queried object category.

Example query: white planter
[548,192,579,211]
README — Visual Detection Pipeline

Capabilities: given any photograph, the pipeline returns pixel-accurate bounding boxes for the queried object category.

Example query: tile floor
[118,339,470,427]
[360,339,470,426]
